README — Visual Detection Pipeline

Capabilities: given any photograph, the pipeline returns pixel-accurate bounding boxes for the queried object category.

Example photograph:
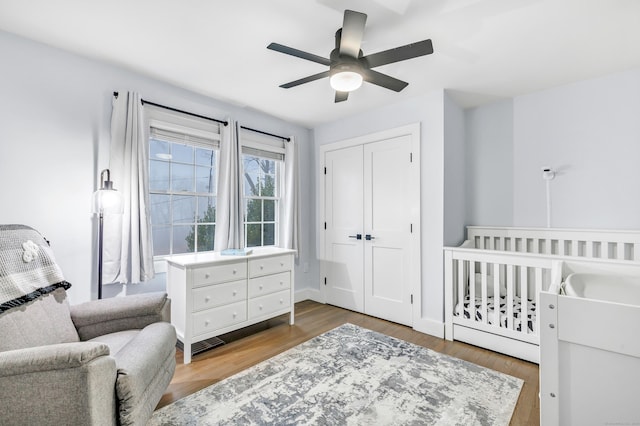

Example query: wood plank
[156,301,540,425]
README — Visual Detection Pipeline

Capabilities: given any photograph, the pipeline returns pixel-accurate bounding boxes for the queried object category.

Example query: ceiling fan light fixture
[330,70,363,92]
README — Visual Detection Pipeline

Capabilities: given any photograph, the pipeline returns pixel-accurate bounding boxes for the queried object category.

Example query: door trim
[318,123,421,326]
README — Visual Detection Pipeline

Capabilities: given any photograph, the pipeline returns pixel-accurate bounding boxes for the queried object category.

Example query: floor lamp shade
[93,169,123,299]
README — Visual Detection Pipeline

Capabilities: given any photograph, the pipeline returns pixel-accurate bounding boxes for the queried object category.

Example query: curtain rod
[113,92,228,126]
[240,126,290,142]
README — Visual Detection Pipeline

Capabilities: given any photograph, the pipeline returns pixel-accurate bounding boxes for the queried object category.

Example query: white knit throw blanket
[0,224,70,313]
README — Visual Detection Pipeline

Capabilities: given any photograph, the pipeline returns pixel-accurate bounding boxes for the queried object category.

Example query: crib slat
[520,266,529,335]
[602,241,610,259]
[634,243,640,261]
[493,263,501,326]
[586,241,593,258]
[617,242,626,260]
[535,267,543,335]
[559,240,566,256]
[481,262,488,324]
[457,260,465,316]
[571,240,579,257]
[469,261,476,321]
[506,264,514,330]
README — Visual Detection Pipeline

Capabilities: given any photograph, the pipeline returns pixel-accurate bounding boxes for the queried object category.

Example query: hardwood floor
[157,300,540,425]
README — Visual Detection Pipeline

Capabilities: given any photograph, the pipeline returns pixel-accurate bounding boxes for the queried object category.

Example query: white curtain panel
[214,120,245,250]
[105,91,154,284]
[281,136,300,257]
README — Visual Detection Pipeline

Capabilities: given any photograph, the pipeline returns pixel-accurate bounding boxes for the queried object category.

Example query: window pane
[150,194,171,225]
[261,158,275,174]
[246,224,261,247]
[196,148,215,167]
[197,197,216,223]
[150,139,170,160]
[264,200,275,222]
[244,159,259,196]
[173,225,194,254]
[262,174,276,197]
[152,226,170,256]
[172,195,196,223]
[246,199,262,222]
[197,224,215,251]
[150,160,170,191]
[172,144,194,164]
[263,223,275,246]
[196,166,215,193]
[171,163,194,192]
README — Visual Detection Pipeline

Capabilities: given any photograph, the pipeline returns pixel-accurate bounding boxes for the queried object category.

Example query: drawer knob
[233,269,237,274]
[259,285,263,290]
[233,312,237,318]
[260,265,264,270]
[280,262,284,267]
[204,320,210,326]
[279,281,283,286]
[205,273,210,279]
[233,290,237,296]
[259,304,263,310]
[280,298,283,304]
[205,296,211,302]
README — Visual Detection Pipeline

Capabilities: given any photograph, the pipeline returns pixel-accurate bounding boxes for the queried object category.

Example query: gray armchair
[0,225,176,426]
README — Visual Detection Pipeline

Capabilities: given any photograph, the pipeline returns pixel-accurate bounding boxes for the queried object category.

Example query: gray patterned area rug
[150,323,523,425]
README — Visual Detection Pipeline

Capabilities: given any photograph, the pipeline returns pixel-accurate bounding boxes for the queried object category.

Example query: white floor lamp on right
[92,169,123,299]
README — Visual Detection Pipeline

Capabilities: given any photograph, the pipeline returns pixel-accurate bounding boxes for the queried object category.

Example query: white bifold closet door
[324,133,417,326]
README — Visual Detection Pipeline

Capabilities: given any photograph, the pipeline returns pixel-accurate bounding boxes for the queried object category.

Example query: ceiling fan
[267,9,434,103]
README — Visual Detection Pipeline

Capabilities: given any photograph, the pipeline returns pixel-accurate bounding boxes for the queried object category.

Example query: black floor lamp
[92,169,123,299]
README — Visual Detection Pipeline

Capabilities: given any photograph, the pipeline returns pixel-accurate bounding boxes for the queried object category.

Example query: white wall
[0,30,317,304]
[466,68,640,230]
[443,91,466,247]
[313,90,448,337]
[464,99,514,227]
[513,69,640,229]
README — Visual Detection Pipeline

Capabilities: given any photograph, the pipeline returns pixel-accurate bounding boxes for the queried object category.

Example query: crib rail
[444,247,556,346]
[466,226,640,261]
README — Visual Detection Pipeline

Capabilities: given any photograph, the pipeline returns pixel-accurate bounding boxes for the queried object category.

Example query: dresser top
[165,247,296,267]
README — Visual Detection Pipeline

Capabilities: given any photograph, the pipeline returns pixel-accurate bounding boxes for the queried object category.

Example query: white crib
[443,226,640,363]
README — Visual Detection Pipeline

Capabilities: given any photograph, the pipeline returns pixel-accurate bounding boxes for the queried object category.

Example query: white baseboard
[294,288,323,304]
[413,317,445,339]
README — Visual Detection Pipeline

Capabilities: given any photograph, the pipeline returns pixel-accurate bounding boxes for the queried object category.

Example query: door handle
[348,233,362,240]
[365,234,375,241]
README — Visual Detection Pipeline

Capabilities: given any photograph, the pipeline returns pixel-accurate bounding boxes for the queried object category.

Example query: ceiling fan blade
[267,42,331,66]
[361,69,408,92]
[362,39,434,68]
[335,91,349,103]
[340,10,367,57]
[280,71,331,89]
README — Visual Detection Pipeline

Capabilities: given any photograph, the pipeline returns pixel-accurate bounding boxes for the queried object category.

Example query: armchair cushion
[71,292,170,341]
[0,288,79,352]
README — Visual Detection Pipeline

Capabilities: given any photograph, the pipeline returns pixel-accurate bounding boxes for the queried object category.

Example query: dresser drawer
[248,289,291,319]
[193,301,247,336]
[192,280,247,312]
[192,261,247,287]
[248,254,292,278]
[248,272,290,298]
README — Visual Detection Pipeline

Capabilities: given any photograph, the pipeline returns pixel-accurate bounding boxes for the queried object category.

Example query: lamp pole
[93,169,122,299]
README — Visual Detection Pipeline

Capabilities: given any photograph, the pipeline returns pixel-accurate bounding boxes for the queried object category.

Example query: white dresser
[165,247,295,364]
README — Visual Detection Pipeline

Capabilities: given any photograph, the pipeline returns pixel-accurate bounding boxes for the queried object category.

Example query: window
[147,108,221,256]
[241,131,285,248]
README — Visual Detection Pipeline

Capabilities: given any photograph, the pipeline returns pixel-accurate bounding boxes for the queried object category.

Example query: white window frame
[240,130,286,248]
[145,106,222,271]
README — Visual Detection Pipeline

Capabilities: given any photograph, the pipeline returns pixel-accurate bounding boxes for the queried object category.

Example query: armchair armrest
[0,342,110,377]
[70,292,170,341]
[0,342,117,425]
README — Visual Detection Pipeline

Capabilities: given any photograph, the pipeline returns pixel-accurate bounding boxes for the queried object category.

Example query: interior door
[363,135,414,326]
[324,145,364,312]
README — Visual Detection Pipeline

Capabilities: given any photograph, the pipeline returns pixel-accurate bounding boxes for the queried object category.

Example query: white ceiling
[1,0,639,128]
